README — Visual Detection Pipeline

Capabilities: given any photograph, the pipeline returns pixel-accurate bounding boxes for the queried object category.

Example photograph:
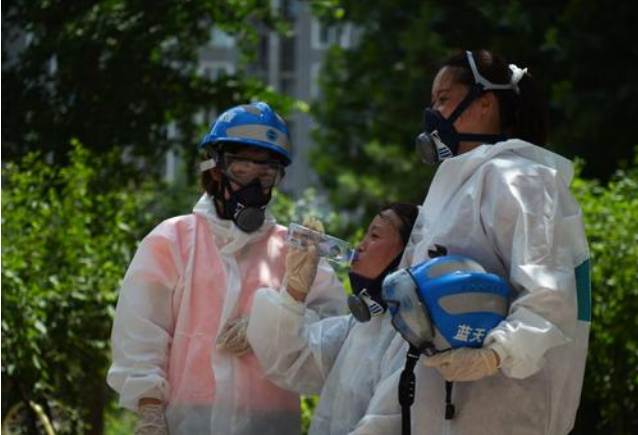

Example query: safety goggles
[221,153,285,188]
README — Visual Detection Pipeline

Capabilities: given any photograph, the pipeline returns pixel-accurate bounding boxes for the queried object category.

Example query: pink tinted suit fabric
[107,195,346,434]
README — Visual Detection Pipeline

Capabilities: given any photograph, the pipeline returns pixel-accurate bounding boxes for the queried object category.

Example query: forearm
[485,305,570,378]
[108,289,173,411]
[139,398,162,408]
[287,285,308,302]
[248,288,348,394]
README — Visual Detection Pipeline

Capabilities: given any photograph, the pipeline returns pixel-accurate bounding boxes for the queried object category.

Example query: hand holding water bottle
[285,217,324,300]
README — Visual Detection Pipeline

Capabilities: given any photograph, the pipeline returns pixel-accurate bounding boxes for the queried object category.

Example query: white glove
[423,347,500,382]
[135,403,168,435]
[216,315,251,356]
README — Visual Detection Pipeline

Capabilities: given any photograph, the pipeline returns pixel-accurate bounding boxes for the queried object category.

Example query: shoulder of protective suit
[478,152,565,210]
[485,151,561,184]
[145,214,199,244]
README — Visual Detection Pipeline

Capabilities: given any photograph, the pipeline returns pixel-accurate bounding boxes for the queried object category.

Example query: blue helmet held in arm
[200,102,292,166]
[382,255,510,355]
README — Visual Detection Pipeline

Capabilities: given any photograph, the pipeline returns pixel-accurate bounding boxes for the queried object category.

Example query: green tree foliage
[300,396,318,435]
[0,143,336,433]
[313,0,638,223]
[1,142,157,433]
[1,0,293,172]
[571,156,638,434]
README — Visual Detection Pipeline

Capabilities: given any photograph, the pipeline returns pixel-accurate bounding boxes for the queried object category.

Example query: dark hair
[200,164,216,196]
[443,49,548,146]
[380,203,419,246]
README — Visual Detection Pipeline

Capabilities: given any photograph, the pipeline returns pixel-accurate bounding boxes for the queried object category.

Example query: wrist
[287,286,308,302]
[138,398,162,410]
[490,348,501,367]
[488,342,507,369]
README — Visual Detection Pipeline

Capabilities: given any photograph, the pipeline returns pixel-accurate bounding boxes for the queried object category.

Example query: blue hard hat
[382,255,509,354]
[200,102,292,166]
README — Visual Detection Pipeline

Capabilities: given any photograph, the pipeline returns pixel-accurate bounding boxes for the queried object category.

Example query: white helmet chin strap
[466,51,527,94]
[200,158,217,172]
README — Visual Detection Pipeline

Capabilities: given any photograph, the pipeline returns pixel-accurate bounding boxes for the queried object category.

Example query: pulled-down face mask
[415,51,523,164]
[348,255,401,322]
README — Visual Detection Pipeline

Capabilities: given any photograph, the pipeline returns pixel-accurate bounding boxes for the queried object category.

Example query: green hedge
[572,155,638,434]
[2,142,156,433]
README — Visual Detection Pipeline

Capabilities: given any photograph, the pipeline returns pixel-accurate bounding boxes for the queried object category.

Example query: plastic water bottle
[286,223,355,265]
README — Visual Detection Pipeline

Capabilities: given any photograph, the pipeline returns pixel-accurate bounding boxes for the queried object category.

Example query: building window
[286,120,295,159]
[281,0,298,21]
[280,75,296,96]
[280,36,296,73]
[210,27,235,48]
[310,63,322,100]
[198,61,235,81]
[257,34,269,73]
[311,20,352,50]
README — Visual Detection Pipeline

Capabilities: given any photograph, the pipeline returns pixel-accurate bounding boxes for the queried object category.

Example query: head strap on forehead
[378,207,414,246]
[378,210,399,225]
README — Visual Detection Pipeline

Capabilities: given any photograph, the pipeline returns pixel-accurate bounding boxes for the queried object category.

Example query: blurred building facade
[167,0,357,196]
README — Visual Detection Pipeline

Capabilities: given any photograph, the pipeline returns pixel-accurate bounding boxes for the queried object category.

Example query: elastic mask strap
[213,175,237,219]
[443,85,508,145]
[221,174,237,198]
[444,83,485,125]
[456,133,508,144]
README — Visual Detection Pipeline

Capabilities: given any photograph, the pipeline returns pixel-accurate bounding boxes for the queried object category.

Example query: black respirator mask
[218,175,272,233]
[415,51,518,164]
[348,255,402,322]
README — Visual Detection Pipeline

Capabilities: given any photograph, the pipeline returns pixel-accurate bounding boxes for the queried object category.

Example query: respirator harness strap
[398,344,421,435]
[444,83,507,145]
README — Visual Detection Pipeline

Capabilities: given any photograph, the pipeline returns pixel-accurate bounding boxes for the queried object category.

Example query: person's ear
[478,92,498,114]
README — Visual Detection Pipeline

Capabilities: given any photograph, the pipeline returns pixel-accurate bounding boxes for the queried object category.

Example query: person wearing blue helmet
[199,101,292,233]
[107,102,347,434]
[395,49,591,435]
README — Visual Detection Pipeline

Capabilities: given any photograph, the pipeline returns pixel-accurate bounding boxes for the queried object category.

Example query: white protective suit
[402,139,591,435]
[107,194,347,434]
[247,289,408,435]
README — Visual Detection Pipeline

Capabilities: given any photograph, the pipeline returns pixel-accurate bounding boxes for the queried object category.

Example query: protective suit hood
[450,139,574,185]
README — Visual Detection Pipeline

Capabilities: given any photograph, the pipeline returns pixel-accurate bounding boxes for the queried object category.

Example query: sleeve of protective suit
[348,331,407,435]
[303,257,349,318]
[481,160,588,379]
[247,285,351,395]
[107,221,181,412]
